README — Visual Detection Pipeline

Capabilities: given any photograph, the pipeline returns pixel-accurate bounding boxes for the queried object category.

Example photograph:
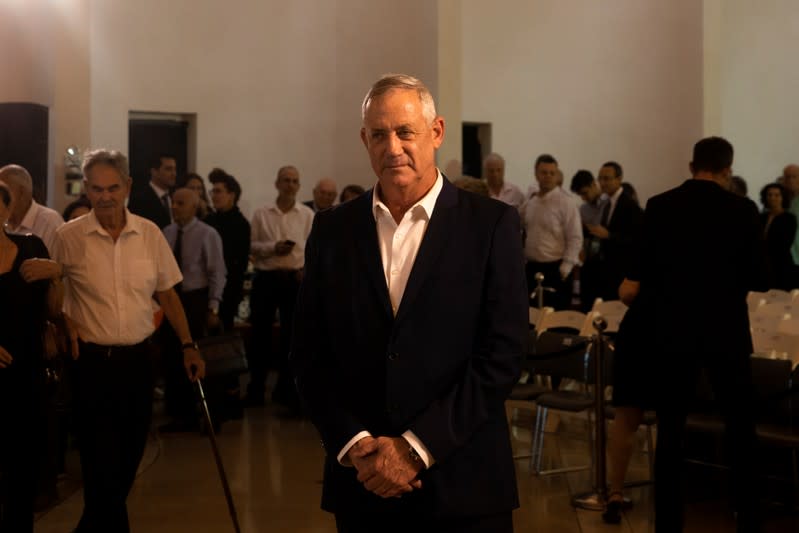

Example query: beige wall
[708,0,799,199]
[461,0,704,202]
[88,0,437,217]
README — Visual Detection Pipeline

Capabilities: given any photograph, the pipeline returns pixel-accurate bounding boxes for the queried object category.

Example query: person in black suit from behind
[584,161,643,302]
[291,74,528,533]
[127,154,176,229]
[624,137,767,532]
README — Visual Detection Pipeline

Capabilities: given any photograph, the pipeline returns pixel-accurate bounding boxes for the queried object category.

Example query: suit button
[388,351,399,361]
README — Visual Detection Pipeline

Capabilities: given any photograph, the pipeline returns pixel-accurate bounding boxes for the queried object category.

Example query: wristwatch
[181,341,199,351]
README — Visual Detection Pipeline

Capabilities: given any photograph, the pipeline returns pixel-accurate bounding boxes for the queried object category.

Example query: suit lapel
[354,190,393,319]
[394,178,459,326]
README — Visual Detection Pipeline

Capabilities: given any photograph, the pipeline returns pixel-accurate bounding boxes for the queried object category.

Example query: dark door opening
[128,115,190,193]
[462,122,491,179]
[0,103,49,203]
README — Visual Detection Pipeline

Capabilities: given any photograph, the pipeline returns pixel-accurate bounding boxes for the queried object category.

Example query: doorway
[128,112,196,192]
[462,122,491,179]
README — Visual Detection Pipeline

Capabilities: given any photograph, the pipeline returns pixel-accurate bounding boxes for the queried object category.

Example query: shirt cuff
[402,430,435,468]
[337,431,372,466]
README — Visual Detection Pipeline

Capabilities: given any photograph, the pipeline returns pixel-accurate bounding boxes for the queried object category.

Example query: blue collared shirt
[163,218,227,309]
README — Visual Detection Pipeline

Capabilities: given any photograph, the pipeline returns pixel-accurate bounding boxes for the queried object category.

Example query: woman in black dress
[0,182,62,532]
[759,183,797,290]
[604,277,655,523]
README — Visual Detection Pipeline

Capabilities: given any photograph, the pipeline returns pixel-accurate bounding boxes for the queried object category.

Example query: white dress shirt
[489,182,525,210]
[8,199,64,254]
[604,186,624,225]
[250,201,314,271]
[336,171,444,470]
[53,210,182,345]
[521,186,583,274]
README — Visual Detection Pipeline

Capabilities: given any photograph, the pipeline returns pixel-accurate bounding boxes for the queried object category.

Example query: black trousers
[525,260,573,310]
[247,269,300,406]
[335,511,512,533]
[164,288,208,421]
[72,340,154,533]
[654,351,759,532]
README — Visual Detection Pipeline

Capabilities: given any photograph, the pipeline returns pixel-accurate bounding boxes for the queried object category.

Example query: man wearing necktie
[585,161,643,301]
[161,188,226,431]
[128,154,176,229]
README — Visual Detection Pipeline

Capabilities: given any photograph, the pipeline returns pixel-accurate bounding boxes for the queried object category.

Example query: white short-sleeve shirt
[52,209,183,345]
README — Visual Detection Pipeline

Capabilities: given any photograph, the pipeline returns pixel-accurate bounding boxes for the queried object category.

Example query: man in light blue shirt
[161,187,227,431]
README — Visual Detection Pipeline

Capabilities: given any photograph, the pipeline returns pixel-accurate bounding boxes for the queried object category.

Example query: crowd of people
[0,71,797,532]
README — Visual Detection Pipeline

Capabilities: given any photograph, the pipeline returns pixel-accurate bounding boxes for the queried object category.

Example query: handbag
[198,334,248,378]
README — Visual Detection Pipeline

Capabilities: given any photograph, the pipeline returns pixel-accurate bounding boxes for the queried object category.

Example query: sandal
[602,491,625,524]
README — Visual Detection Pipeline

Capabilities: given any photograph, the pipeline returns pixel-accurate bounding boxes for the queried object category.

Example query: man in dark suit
[625,137,767,531]
[585,161,643,302]
[127,154,176,229]
[291,74,528,532]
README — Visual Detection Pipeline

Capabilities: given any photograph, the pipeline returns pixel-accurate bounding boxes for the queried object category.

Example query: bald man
[305,178,338,212]
[0,164,64,253]
[160,188,226,432]
[782,165,799,262]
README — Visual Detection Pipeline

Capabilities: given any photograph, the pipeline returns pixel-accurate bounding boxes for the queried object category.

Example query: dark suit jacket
[291,178,528,518]
[599,191,643,300]
[303,199,318,212]
[128,183,171,229]
[633,179,767,389]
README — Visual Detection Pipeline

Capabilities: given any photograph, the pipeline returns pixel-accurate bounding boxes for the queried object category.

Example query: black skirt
[610,299,656,409]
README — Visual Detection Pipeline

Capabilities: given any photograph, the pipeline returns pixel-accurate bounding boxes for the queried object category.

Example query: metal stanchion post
[571,316,609,511]
[535,272,545,309]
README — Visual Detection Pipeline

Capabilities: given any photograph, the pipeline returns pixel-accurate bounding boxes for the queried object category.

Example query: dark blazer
[761,211,798,290]
[302,199,318,212]
[205,206,251,326]
[634,179,767,379]
[128,183,171,229]
[291,178,528,518]
[598,190,643,300]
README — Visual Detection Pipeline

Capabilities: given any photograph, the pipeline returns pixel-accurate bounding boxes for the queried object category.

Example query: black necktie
[161,194,170,211]
[600,201,610,227]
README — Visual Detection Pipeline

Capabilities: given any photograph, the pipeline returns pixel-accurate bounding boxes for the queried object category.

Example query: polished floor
[35,403,798,532]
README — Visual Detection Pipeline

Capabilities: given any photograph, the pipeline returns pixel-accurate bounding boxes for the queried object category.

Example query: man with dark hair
[783,164,799,273]
[624,136,766,531]
[206,169,250,330]
[585,161,642,302]
[520,154,582,309]
[570,170,606,310]
[128,154,177,228]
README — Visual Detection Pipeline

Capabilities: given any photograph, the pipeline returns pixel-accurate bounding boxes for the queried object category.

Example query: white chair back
[529,306,554,332]
[537,310,589,335]
[590,299,628,334]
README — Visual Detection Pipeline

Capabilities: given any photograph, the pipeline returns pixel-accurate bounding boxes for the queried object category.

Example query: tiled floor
[35,406,798,532]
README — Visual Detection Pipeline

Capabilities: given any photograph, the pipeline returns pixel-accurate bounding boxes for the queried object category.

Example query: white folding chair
[752,301,798,319]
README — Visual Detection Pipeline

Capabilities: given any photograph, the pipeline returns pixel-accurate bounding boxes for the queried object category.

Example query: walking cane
[193,368,242,533]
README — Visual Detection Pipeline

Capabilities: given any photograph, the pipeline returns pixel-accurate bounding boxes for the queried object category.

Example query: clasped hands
[347,436,423,499]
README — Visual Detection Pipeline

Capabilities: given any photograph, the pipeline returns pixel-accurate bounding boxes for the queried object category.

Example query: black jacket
[291,178,527,518]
